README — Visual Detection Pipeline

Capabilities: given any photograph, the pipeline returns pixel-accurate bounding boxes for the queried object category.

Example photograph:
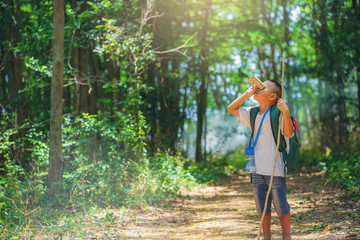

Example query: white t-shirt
[238,107,291,177]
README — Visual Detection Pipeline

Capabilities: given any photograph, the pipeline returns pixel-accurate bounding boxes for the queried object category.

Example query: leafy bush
[185,147,246,183]
[326,152,360,197]
[186,159,227,183]
[224,147,246,171]
[60,112,148,205]
[296,146,359,196]
[133,153,197,204]
[0,112,199,237]
[297,147,323,168]
[297,144,360,197]
[53,112,199,207]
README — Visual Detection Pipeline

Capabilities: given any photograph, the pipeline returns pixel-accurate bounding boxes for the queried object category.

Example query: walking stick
[256,52,286,240]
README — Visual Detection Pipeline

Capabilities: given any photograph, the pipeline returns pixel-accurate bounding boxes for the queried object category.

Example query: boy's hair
[268,80,282,98]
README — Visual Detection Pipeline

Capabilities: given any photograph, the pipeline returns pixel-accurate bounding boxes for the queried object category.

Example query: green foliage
[297,148,323,168]
[222,147,246,171]
[0,113,199,237]
[60,112,197,206]
[133,153,197,204]
[0,122,48,234]
[0,150,24,232]
[326,152,360,197]
[187,159,227,183]
[298,147,360,197]
[186,148,245,183]
[300,223,328,233]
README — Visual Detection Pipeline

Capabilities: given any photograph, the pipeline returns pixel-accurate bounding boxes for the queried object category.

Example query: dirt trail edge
[110,172,360,240]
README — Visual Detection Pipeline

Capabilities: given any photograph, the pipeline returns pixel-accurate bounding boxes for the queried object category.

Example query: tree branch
[153,33,198,59]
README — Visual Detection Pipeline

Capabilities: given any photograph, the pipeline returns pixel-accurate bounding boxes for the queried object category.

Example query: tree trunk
[154,2,181,153]
[358,75,360,122]
[318,79,325,150]
[145,62,158,156]
[195,0,211,162]
[4,0,30,169]
[48,0,65,196]
[336,77,348,145]
[97,40,105,113]
[282,0,294,112]
[0,47,6,112]
[317,0,336,148]
[159,57,171,148]
[0,46,6,125]
[63,79,71,113]
[89,41,99,115]
[71,0,90,115]
[72,46,80,114]
[303,98,312,147]
[98,79,105,113]
[180,48,194,137]
[353,0,360,121]
[79,46,89,113]
[170,54,181,152]
[270,43,277,81]
[260,0,276,81]
[104,53,120,113]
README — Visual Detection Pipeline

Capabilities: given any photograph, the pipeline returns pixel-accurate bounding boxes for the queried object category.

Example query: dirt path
[97,172,359,240]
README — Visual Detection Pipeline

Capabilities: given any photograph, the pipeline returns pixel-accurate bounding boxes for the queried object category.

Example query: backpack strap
[250,107,260,136]
[270,106,287,152]
[270,106,288,175]
[249,107,259,183]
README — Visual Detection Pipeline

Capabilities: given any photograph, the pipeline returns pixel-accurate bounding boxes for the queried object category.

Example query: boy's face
[253,81,278,103]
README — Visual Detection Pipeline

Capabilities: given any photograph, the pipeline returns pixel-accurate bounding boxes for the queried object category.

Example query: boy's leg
[252,174,272,239]
[270,176,291,240]
[262,213,271,240]
[279,213,291,240]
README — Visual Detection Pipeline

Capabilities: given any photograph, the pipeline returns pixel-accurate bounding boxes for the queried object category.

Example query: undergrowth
[186,147,246,183]
[297,145,360,198]
[0,113,198,238]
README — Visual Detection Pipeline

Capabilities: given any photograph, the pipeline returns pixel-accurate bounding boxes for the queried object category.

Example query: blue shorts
[252,173,290,217]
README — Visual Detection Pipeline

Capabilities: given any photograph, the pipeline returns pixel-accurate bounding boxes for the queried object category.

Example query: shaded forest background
[0,0,360,237]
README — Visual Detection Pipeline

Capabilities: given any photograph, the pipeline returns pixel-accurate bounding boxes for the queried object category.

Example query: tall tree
[282,0,294,112]
[48,0,65,196]
[351,0,360,122]
[195,0,211,162]
[3,0,31,169]
[71,0,90,115]
[313,0,336,149]
[89,40,99,115]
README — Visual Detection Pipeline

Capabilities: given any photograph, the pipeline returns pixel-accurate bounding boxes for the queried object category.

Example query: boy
[227,80,293,240]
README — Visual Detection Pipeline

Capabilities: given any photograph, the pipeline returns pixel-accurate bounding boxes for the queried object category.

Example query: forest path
[107,172,359,240]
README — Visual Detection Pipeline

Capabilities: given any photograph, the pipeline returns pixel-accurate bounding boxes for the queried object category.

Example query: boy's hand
[277,98,294,137]
[245,85,257,97]
[227,85,256,117]
[277,98,290,113]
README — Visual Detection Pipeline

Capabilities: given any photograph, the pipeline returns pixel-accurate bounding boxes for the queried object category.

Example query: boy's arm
[277,98,294,138]
[227,86,256,116]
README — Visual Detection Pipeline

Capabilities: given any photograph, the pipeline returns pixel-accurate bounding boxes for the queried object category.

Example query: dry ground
[24,171,360,239]
[104,171,360,240]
